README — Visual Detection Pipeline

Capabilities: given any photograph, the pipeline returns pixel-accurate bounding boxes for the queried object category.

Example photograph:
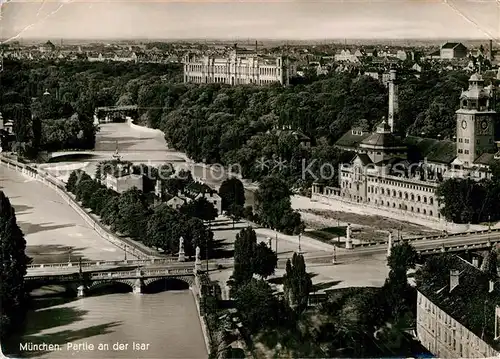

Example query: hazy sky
[0,0,499,40]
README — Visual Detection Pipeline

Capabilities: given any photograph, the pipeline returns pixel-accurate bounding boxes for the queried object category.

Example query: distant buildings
[440,42,468,60]
[183,44,296,86]
[416,255,500,358]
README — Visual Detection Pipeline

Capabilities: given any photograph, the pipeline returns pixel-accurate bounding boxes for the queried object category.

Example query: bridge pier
[77,285,86,297]
[133,278,144,294]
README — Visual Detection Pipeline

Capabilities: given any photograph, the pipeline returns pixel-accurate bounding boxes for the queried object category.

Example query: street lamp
[298,232,302,254]
[124,245,127,261]
[206,219,211,273]
[489,215,491,231]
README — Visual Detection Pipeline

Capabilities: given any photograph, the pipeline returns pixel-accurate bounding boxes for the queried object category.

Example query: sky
[0,0,499,41]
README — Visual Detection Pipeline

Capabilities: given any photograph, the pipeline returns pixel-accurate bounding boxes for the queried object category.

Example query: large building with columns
[312,71,498,221]
[183,45,296,86]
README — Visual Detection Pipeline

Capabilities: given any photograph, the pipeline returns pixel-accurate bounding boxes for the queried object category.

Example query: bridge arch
[25,277,79,293]
[86,279,135,294]
[143,276,194,290]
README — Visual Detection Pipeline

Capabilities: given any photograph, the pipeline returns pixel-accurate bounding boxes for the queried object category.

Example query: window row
[371,200,433,216]
[366,186,434,204]
[366,176,435,192]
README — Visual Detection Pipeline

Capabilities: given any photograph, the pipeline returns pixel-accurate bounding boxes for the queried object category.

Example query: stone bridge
[94,105,139,124]
[25,265,199,297]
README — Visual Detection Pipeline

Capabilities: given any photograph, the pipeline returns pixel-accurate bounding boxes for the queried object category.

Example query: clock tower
[455,73,497,168]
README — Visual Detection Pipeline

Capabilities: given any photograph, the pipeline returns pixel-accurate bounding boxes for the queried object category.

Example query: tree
[253,242,278,279]
[100,195,120,230]
[228,227,257,293]
[181,217,213,258]
[233,278,280,332]
[180,196,217,221]
[387,240,418,276]
[383,240,418,319]
[283,253,312,313]
[219,177,245,211]
[116,188,151,240]
[227,203,244,228]
[0,191,30,339]
[66,169,91,193]
[89,187,110,214]
[278,209,303,234]
[145,204,184,253]
[243,205,254,220]
[482,249,498,279]
[74,179,99,208]
[255,175,292,230]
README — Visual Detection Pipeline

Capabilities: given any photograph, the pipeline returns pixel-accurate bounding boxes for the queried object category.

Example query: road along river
[1,155,207,358]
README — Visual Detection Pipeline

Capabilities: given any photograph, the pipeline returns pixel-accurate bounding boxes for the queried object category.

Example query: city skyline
[0,0,499,42]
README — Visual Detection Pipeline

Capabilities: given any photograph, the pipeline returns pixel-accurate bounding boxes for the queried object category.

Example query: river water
[4,284,208,359]
[2,122,221,359]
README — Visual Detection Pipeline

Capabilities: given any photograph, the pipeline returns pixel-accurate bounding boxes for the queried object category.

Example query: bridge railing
[354,228,500,248]
[27,257,180,270]
[89,267,194,280]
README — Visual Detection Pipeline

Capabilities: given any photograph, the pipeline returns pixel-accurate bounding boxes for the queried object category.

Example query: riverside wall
[0,155,158,260]
[311,193,490,233]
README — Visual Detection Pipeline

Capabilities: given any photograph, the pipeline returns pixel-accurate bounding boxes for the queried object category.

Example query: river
[2,122,218,359]
[4,285,207,359]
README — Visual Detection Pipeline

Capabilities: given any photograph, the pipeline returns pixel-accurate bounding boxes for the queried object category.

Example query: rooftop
[359,121,404,149]
[335,129,371,149]
[441,42,466,50]
[474,153,495,166]
[416,254,500,352]
[404,136,456,164]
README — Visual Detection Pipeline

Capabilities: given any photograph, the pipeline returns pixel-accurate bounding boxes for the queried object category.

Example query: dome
[469,73,483,82]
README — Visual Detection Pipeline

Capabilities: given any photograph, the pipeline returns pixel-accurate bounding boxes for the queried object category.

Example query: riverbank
[129,120,485,235]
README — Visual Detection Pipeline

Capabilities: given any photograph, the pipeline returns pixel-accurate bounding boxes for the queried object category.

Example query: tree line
[436,161,500,224]
[0,59,181,159]
[2,59,486,188]
[66,165,216,257]
[0,191,30,340]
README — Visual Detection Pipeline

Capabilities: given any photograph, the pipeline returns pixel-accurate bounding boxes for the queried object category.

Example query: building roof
[360,131,404,148]
[359,121,404,149]
[417,254,500,352]
[354,153,373,166]
[403,136,456,164]
[335,129,370,149]
[474,153,495,166]
[441,42,466,50]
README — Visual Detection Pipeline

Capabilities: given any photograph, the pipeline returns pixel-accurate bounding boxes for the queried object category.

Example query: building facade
[183,46,296,86]
[416,257,500,358]
[104,173,143,194]
[312,71,498,221]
